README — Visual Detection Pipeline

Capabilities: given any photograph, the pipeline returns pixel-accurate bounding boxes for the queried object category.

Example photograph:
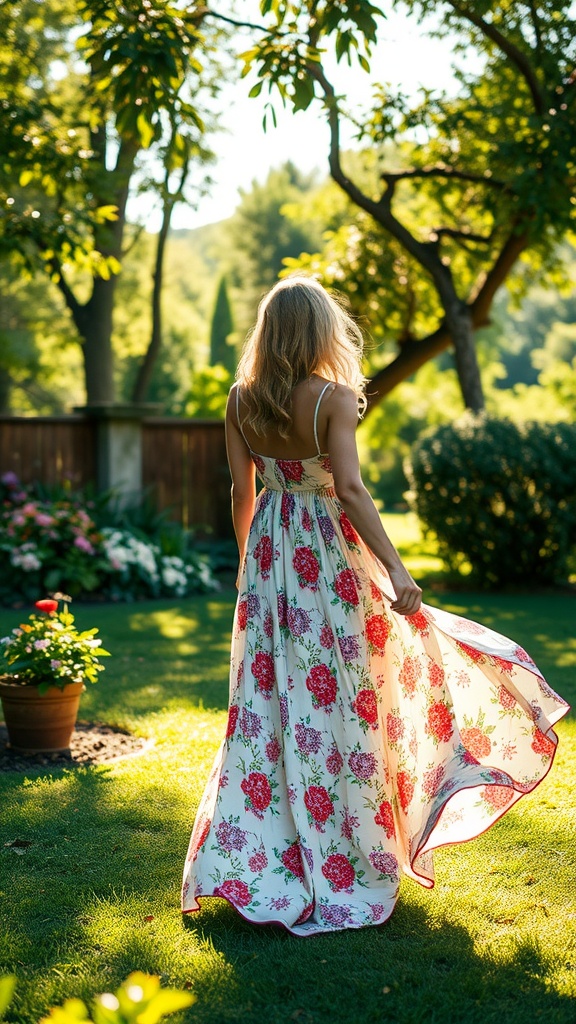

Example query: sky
[128,5,464,233]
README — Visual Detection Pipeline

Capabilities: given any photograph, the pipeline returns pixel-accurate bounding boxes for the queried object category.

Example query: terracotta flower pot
[0,678,84,753]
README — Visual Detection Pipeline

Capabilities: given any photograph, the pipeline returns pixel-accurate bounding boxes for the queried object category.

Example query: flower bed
[0,473,218,605]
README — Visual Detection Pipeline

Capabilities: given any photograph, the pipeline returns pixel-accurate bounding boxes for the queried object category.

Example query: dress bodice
[251,453,334,492]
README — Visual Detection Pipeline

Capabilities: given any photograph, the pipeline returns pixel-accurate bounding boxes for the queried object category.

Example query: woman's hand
[387,565,422,616]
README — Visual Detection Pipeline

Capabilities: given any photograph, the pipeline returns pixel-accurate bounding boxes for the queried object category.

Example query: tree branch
[202,7,282,35]
[445,1,545,115]
[381,166,506,190]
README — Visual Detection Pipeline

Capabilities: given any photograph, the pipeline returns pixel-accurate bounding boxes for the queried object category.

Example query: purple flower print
[277,593,288,628]
[318,515,335,543]
[295,722,323,755]
[369,850,399,879]
[240,708,262,739]
[281,493,295,529]
[280,693,289,730]
[370,903,386,922]
[215,822,248,852]
[287,606,312,637]
[338,635,360,662]
[301,506,312,532]
[341,807,360,841]
[326,744,344,775]
[348,751,377,780]
[246,593,261,618]
[265,736,282,763]
[248,851,268,872]
[319,904,353,926]
[319,624,334,649]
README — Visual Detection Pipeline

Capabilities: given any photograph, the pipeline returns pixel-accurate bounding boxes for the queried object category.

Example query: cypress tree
[209,275,235,372]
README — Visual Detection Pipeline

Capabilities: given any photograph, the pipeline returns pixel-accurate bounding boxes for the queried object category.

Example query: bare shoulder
[324,383,359,417]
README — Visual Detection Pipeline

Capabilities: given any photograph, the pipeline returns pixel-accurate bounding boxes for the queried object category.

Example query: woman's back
[235,375,336,460]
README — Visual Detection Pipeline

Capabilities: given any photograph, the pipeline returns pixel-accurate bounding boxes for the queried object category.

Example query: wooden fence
[0,415,232,538]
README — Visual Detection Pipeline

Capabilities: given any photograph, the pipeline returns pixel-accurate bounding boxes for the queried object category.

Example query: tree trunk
[78,277,117,405]
[445,300,485,412]
[0,367,11,413]
[131,198,173,404]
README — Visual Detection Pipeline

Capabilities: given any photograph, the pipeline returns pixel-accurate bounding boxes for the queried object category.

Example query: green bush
[405,415,576,587]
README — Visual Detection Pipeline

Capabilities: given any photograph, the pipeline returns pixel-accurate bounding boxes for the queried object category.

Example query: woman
[182,276,569,936]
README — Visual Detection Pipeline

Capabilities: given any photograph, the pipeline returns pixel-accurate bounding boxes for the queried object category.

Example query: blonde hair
[236,276,367,437]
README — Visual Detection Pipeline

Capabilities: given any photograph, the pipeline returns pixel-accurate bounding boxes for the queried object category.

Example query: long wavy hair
[235,276,367,438]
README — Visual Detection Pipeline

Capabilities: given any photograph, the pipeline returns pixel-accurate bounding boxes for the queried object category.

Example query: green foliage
[0,976,16,1020]
[184,365,231,418]
[209,275,235,371]
[406,415,576,587]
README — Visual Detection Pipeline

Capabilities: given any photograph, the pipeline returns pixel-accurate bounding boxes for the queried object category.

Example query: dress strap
[313,382,333,456]
[236,386,251,450]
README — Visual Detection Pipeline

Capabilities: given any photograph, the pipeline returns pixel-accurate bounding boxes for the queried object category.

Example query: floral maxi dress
[182,446,569,936]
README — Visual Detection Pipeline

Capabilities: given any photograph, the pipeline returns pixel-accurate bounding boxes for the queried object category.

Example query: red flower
[428,662,445,688]
[226,705,239,738]
[514,645,533,664]
[254,536,273,576]
[319,624,334,649]
[498,685,516,709]
[353,688,378,728]
[306,664,337,707]
[301,507,312,532]
[397,771,415,813]
[365,614,390,653]
[293,546,320,586]
[251,652,275,695]
[321,853,355,892]
[248,851,268,872]
[241,771,272,811]
[35,599,58,615]
[406,609,429,635]
[281,842,305,880]
[304,785,334,824]
[531,729,555,757]
[456,642,486,663]
[399,655,421,695]
[187,814,211,861]
[216,878,252,907]
[461,727,492,759]
[265,736,281,763]
[427,701,454,743]
[334,569,359,606]
[280,492,295,529]
[374,800,395,838]
[482,785,512,810]
[325,745,343,774]
[339,511,359,546]
[237,600,248,631]
[278,460,304,482]
[386,713,404,743]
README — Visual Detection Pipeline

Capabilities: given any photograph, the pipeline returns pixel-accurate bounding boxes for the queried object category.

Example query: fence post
[79,404,156,508]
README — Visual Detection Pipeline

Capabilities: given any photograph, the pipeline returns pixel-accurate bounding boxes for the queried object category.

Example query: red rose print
[252,454,266,475]
[187,814,211,861]
[498,685,516,709]
[326,744,344,774]
[399,655,421,696]
[304,785,334,824]
[374,800,395,838]
[248,851,268,872]
[278,460,304,483]
[456,642,486,663]
[226,704,239,738]
[301,507,312,532]
[492,656,515,674]
[251,651,275,696]
[237,600,248,631]
[319,624,334,649]
[482,785,512,810]
[216,878,252,907]
[386,713,404,743]
[531,729,555,757]
[428,662,445,688]
[339,511,359,546]
[265,736,281,763]
[461,727,492,759]
[321,853,356,892]
[306,664,337,708]
[254,536,273,577]
[281,492,295,529]
[293,546,320,586]
[397,771,415,813]
[406,609,429,635]
[334,569,359,606]
[277,593,288,627]
[263,611,273,637]
[427,701,454,743]
[353,688,378,728]
[281,842,305,880]
[241,771,272,811]
[365,614,390,653]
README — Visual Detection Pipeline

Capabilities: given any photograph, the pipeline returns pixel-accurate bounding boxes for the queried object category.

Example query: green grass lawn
[1,517,575,1024]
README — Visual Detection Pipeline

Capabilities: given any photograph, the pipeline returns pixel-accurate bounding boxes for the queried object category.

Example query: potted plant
[0,594,110,753]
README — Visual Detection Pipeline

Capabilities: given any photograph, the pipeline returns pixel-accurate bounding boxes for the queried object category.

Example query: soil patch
[0,721,152,773]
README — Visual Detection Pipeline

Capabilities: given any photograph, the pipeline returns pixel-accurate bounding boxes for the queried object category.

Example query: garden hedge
[405,416,576,587]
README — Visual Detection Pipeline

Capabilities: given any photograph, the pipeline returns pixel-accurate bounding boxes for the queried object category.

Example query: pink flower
[321,853,355,892]
[215,879,252,907]
[74,535,94,554]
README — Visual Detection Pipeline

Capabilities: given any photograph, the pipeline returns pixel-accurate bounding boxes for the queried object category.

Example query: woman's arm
[326,386,422,616]
[225,385,256,580]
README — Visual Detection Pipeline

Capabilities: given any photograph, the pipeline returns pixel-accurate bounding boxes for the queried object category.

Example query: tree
[209,275,236,371]
[225,0,576,413]
[0,0,219,405]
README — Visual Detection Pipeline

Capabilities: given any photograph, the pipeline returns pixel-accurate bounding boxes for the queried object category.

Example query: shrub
[0,473,218,605]
[405,415,576,587]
